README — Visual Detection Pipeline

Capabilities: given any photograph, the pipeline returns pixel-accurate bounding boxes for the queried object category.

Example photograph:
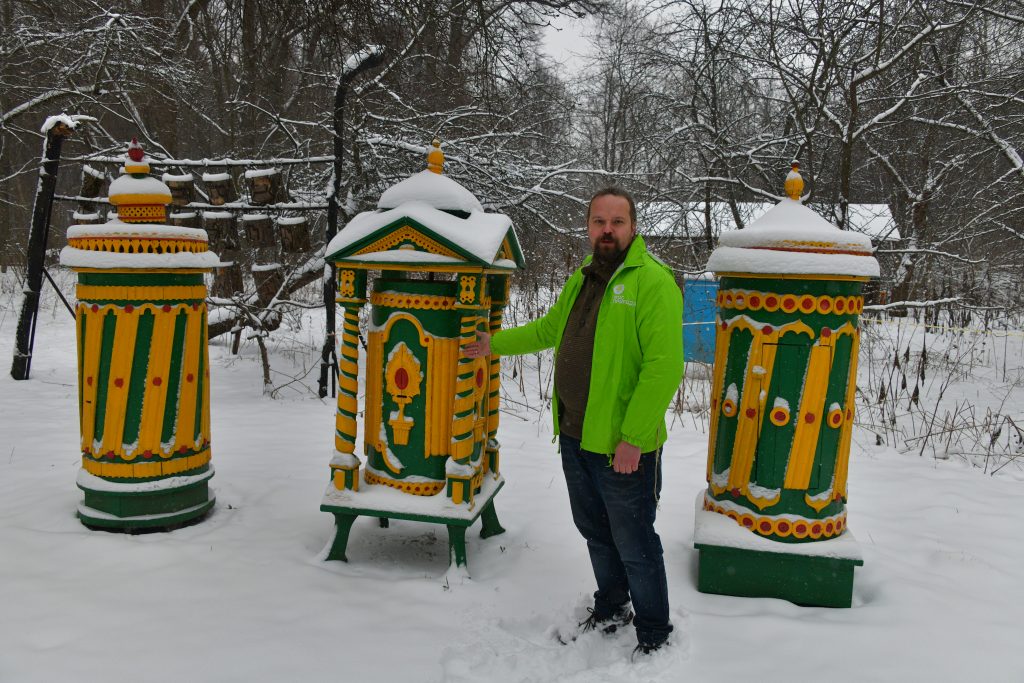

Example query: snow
[202,210,233,220]
[719,199,874,252]
[378,170,484,213]
[108,174,172,200]
[202,172,231,182]
[67,223,207,241]
[244,168,278,179]
[40,113,95,133]
[707,245,881,278]
[59,246,221,270]
[327,201,513,266]
[2,273,1024,682]
[241,213,270,222]
[72,212,99,221]
[251,263,281,272]
[83,165,104,179]
[161,173,193,182]
[277,216,306,225]
[77,466,214,493]
[348,250,462,264]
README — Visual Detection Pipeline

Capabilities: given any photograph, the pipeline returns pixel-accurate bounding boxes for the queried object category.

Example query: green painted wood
[79,272,204,287]
[122,310,155,446]
[160,311,189,443]
[79,496,215,531]
[92,311,118,444]
[696,543,861,608]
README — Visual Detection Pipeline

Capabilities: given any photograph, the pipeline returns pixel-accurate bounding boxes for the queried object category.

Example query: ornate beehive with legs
[320,141,525,572]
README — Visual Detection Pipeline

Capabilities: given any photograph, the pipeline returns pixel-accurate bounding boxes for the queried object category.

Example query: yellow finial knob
[784,161,804,201]
[427,139,444,175]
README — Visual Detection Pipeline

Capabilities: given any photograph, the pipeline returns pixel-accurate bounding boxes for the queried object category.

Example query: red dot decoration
[760,521,773,533]
[395,368,409,390]
[762,325,773,334]
[821,327,832,338]
[87,376,93,386]
[745,408,756,418]
[153,377,162,386]
[730,488,741,498]
[782,297,796,311]
[820,299,831,311]
[742,517,754,528]
[766,296,778,308]
[836,299,846,312]
[91,304,99,313]
[795,524,808,534]
[804,413,816,424]
[720,321,728,330]
[774,411,785,421]
[777,522,791,533]
[186,373,194,383]
[178,446,188,454]
[143,450,153,459]
[825,522,835,534]
[162,304,172,313]
[192,303,199,311]
[749,296,761,307]
[812,524,823,535]
[106,451,115,460]
[114,378,124,388]
[124,305,134,313]
[476,367,484,388]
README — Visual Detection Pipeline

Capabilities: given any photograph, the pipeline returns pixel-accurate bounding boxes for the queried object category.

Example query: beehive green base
[79,492,215,531]
[695,543,861,608]
[321,478,505,575]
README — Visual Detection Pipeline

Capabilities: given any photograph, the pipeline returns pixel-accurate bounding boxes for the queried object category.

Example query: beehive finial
[427,139,444,175]
[785,161,803,201]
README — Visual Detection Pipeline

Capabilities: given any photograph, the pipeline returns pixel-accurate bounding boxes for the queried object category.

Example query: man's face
[587,194,636,261]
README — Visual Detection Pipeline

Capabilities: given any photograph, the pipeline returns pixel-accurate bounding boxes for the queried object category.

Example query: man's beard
[592,236,629,265]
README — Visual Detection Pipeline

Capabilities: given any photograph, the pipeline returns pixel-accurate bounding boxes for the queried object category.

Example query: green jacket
[491,235,684,454]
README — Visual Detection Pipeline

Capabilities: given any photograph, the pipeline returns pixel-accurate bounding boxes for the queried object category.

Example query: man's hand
[463,331,491,358]
[612,440,642,474]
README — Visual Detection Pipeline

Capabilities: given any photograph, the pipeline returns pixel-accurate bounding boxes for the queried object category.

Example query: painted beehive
[319,141,525,571]
[694,164,879,607]
[60,140,220,530]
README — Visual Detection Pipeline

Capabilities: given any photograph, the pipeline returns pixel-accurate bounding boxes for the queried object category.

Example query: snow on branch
[864,297,962,312]
[874,248,987,265]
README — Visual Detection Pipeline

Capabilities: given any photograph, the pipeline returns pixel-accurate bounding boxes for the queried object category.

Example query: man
[464,187,684,656]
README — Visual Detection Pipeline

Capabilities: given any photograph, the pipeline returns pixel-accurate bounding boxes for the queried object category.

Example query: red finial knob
[128,138,144,162]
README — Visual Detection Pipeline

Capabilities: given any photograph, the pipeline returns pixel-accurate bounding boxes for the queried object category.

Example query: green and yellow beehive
[694,164,878,607]
[60,139,220,530]
[319,141,525,572]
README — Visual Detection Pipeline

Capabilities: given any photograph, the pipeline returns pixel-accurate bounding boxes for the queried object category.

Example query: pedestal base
[77,466,215,531]
[693,493,862,608]
[321,474,505,575]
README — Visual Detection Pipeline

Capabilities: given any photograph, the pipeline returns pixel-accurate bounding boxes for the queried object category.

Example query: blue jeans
[559,435,673,647]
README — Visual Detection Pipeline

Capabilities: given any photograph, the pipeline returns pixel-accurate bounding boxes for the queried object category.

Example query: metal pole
[319,49,385,399]
[11,121,75,380]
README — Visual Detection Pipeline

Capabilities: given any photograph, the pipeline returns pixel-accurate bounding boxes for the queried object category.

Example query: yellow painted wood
[425,337,457,457]
[784,333,836,489]
[364,331,384,453]
[727,321,782,491]
[80,305,105,453]
[834,327,861,499]
[100,308,140,457]
[81,449,211,478]
[706,316,730,482]
[173,307,202,449]
[137,307,178,456]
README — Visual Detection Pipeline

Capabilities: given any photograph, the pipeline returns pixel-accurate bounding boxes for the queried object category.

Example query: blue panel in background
[683,277,719,364]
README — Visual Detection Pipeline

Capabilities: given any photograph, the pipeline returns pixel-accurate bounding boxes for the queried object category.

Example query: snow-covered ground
[1,274,1023,682]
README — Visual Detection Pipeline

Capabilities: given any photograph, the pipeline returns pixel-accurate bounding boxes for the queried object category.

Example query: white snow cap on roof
[327,201,512,265]
[377,170,483,213]
[108,174,172,200]
[707,198,879,277]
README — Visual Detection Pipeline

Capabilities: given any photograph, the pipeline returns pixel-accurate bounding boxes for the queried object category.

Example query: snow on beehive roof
[707,166,879,278]
[377,170,484,213]
[326,201,513,266]
[707,198,879,277]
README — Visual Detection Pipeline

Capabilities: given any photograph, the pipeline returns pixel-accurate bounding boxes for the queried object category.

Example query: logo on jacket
[612,283,635,307]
